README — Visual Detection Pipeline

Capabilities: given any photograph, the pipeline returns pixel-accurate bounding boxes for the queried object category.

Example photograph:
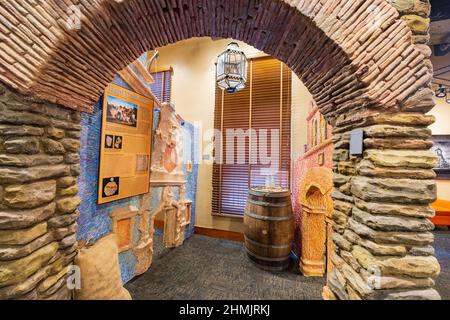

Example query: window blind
[212,57,292,216]
[150,69,172,103]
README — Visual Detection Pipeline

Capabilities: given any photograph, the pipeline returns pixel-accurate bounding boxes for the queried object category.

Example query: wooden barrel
[244,187,294,272]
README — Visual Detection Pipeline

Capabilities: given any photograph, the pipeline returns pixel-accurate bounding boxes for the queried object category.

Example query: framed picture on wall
[432,135,450,180]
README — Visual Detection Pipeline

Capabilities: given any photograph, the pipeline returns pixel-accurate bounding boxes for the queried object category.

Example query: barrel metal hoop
[245,236,292,249]
[247,199,291,208]
[249,189,291,198]
[244,211,293,222]
[245,248,290,262]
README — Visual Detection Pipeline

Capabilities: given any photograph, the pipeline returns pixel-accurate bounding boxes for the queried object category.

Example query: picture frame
[432,135,450,180]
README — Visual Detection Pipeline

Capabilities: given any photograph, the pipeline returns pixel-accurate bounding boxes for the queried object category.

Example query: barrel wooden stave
[244,189,294,271]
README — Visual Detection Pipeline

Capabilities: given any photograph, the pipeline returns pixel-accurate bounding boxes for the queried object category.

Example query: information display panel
[98,84,154,204]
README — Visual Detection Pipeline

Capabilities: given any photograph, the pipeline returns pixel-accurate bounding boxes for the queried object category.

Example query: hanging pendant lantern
[216,42,248,94]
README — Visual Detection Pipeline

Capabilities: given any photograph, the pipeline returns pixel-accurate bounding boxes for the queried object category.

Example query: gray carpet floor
[434,230,450,300]
[126,230,450,300]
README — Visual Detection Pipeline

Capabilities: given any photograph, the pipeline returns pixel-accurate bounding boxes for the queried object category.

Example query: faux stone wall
[0,84,80,300]
[328,114,441,300]
[323,0,442,301]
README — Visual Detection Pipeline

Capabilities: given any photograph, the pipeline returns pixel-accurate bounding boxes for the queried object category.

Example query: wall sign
[98,84,154,204]
[350,129,364,156]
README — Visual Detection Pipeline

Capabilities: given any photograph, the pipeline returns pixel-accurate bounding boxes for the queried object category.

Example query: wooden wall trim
[195,227,245,243]
[154,220,244,242]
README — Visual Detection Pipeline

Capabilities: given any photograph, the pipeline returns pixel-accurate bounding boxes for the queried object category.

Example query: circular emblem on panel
[102,177,120,198]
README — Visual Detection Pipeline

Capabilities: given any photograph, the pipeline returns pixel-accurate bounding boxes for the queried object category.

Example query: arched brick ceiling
[0,0,433,125]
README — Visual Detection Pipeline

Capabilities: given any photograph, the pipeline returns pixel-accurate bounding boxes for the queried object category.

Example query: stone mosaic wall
[78,97,144,284]
[0,84,80,299]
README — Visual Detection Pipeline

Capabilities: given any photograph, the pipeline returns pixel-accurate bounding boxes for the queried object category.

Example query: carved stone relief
[133,191,155,276]
[151,103,185,184]
[155,185,191,248]
[298,168,334,279]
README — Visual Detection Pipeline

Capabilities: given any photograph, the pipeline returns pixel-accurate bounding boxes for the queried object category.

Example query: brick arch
[0,0,442,300]
[0,0,433,121]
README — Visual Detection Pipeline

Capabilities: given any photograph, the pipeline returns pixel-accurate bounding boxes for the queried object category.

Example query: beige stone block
[0,222,47,246]
[349,218,434,246]
[58,185,78,197]
[379,255,440,279]
[351,176,436,204]
[0,203,56,230]
[354,198,435,218]
[357,160,437,179]
[0,154,64,167]
[4,180,56,209]
[0,165,70,184]
[0,125,44,137]
[42,138,65,155]
[0,242,58,288]
[4,137,40,154]
[46,127,65,139]
[38,267,67,293]
[57,177,77,188]
[0,265,51,299]
[401,15,430,34]
[363,150,437,169]
[61,138,80,152]
[352,207,434,232]
[56,197,81,214]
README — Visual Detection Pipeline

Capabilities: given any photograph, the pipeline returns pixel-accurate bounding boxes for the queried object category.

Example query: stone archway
[0,0,441,300]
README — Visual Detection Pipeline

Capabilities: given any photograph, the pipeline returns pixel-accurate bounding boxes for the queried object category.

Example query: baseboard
[153,220,244,242]
[195,226,244,242]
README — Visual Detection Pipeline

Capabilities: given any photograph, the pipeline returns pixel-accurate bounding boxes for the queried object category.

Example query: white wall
[291,76,311,161]
[153,37,309,232]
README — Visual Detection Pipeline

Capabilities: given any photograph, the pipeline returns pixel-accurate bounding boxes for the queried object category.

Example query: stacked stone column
[324,0,441,300]
[0,84,81,300]
[328,111,441,300]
